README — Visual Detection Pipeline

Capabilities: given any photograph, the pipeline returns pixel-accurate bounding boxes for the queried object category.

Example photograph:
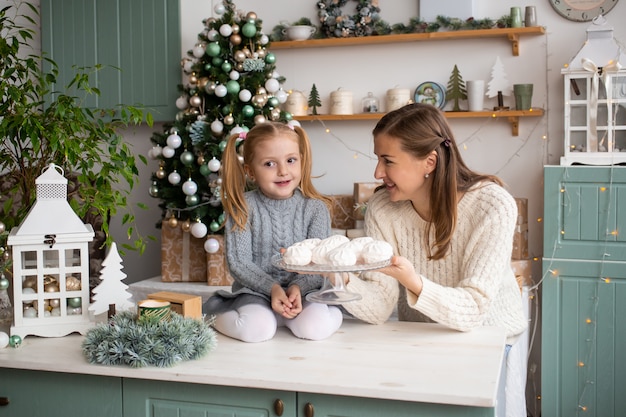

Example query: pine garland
[82,311,218,368]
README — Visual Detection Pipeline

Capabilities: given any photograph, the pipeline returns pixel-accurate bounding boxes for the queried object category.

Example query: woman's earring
[424,173,430,179]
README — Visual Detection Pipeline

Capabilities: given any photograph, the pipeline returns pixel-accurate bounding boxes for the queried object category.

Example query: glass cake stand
[271,254,391,305]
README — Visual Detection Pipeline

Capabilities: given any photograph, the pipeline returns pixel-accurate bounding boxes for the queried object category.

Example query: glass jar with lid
[361,92,379,113]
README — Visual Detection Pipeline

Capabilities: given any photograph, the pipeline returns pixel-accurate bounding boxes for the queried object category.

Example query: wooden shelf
[293,108,544,136]
[271,26,546,56]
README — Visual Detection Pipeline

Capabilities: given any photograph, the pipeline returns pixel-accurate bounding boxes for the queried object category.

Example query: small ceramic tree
[486,56,511,110]
[308,83,322,115]
[89,242,134,318]
[446,65,467,112]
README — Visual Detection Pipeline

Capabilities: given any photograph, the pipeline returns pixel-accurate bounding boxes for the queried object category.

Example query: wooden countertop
[0,320,504,408]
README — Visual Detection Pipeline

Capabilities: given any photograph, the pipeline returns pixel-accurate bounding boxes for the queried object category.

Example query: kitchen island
[0,320,505,416]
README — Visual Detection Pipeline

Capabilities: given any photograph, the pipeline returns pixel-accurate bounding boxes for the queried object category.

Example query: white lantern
[8,164,94,339]
[561,16,626,165]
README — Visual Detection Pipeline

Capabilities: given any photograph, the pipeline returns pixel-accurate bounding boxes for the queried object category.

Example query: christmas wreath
[317,0,381,38]
[82,311,217,368]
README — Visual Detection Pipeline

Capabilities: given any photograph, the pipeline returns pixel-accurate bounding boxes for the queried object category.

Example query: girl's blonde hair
[221,122,332,230]
[372,103,503,260]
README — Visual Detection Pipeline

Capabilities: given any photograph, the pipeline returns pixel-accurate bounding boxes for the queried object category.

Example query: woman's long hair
[221,122,331,231]
[372,103,503,260]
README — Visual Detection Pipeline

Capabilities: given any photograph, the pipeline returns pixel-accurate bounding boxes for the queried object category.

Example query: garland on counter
[82,311,217,368]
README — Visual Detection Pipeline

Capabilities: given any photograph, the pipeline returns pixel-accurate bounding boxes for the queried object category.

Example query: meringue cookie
[292,238,321,250]
[361,240,393,263]
[283,245,312,266]
[327,245,357,266]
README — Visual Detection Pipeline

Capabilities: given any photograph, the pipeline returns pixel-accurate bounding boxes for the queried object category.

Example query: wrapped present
[148,291,202,319]
[161,225,207,282]
[206,235,235,286]
[329,194,355,230]
[353,182,383,220]
[514,197,528,225]
[511,223,529,260]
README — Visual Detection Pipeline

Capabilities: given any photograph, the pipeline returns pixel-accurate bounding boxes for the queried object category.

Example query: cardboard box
[353,182,383,220]
[148,291,203,319]
[514,197,528,225]
[329,194,356,230]
[161,225,207,282]
[206,234,235,286]
[512,223,529,260]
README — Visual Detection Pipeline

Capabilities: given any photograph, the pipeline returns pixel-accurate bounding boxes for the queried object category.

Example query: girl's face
[373,133,431,203]
[245,135,302,200]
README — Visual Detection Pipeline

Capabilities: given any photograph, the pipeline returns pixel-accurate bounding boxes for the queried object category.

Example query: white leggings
[213,301,343,343]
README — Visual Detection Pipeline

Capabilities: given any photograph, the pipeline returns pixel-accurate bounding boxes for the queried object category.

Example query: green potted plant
[0,2,153,259]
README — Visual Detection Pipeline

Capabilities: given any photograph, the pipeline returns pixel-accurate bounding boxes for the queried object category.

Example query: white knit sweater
[343,183,528,342]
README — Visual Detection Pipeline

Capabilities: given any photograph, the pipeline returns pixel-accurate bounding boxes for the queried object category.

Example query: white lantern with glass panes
[561,16,626,166]
[8,163,94,339]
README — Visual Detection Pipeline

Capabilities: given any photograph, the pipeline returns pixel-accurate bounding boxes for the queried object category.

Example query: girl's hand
[271,284,294,317]
[378,256,423,296]
[285,285,303,317]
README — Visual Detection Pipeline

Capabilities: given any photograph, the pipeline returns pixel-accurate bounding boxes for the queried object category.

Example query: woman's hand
[378,256,423,296]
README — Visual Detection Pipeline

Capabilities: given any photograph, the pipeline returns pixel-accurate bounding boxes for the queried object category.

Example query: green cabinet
[0,368,122,417]
[40,0,181,121]
[542,166,626,417]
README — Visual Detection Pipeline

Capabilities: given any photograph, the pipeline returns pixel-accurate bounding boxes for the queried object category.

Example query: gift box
[161,225,207,282]
[206,234,235,286]
[353,182,383,220]
[514,197,528,225]
[329,194,356,230]
[148,291,202,319]
[511,223,529,260]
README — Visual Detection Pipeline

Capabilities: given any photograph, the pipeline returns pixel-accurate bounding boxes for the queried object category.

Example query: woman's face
[373,133,430,203]
[245,135,302,200]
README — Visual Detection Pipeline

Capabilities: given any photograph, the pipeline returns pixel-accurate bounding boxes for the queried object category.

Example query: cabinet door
[0,368,122,417]
[123,378,296,417]
[297,393,494,417]
[541,259,626,417]
[40,0,181,121]
[543,166,626,261]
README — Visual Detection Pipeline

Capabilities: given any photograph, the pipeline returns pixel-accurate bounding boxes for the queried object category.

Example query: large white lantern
[8,164,94,339]
[561,16,626,165]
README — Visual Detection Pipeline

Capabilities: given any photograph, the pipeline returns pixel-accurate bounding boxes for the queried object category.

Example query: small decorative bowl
[283,25,316,41]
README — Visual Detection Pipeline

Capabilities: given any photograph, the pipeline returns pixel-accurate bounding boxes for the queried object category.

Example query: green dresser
[542,166,626,417]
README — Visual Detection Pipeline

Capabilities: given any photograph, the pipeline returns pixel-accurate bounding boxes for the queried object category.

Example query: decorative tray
[271,254,391,273]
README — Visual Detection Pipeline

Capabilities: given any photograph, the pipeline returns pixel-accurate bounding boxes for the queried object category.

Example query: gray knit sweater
[220,188,331,302]
[343,183,528,342]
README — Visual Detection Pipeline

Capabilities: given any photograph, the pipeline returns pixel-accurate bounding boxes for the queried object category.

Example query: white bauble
[210,120,224,135]
[260,34,269,45]
[176,96,189,110]
[214,3,225,15]
[0,332,9,348]
[182,179,198,196]
[168,171,181,185]
[207,29,219,41]
[229,70,240,81]
[238,89,252,102]
[192,44,205,58]
[166,133,182,149]
[275,89,288,104]
[208,157,221,172]
[219,24,232,37]
[214,84,228,97]
[162,146,175,158]
[264,78,280,94]
[204,238,220,254]
[191,222,208,239]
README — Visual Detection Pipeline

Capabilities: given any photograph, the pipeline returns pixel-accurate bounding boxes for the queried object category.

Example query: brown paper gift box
[329,194,356,230]
[161,225,207,282]
[206,234,235,286]
[511,223,529,260]
[353,182,383,220]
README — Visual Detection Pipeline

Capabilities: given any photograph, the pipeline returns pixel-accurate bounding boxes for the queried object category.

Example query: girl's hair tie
[238,131,247,140]
[287,124,295,131]
[442,138,451,147]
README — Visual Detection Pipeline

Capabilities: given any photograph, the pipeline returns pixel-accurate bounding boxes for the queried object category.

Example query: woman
[342,103,527,416]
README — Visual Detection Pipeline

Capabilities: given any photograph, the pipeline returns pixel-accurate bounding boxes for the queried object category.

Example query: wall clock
[549,0,619,22]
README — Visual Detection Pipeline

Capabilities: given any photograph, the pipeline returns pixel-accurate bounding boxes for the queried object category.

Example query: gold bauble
[197,77,209,90]
[156,167,166,179]
[168,216,179,228]
[242,48,252,58]
[234,50,246,63]
[49,298,60,308]
[65,276,82,291]
[246,12,257,21]
[231,24,240,34]
[197,155,206,165]
[23,276,38,291]
[188,74,198,85]
[230,34,242,46]
[44,282,60,293]
[181,219,191,232]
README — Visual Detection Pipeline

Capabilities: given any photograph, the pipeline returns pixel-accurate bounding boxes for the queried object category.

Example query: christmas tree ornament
[68,297,82,309]
[229,70,240,81]
[230,33,242,46]
[0,275,8,290]
[192,44,205,58]
[242,22,257,38]
[275,89,288,103]
[162,146,174,158]
[204,238,220,254]
[239,89,252,102]
[189,95,202,107]
[166,132,182,149]
[226,80,240,95]
[182,179,198,196]
[254,115,267,125]
[197,155,206,165]
[214,84,228,97]
[264,78,280,93]
[199,164,210,176]
[219,23,233,37]
[167,216,179,228]
[265,53,276,64]
[188,73,198,85]
[182,59,194,73]
[149,181,160,197]
[221,61,232,73]
[168,171,181,185]
[206,42,221,57]
[191,221,208,239]
[9,334,21,348]
[210,220,221,233]
[205,81,217,94]
[242,104,255,117]
[0,331,9,348]
[179,151,195,166]
[155,166,166,179]
[181,219,192,232]
[224,114,235,125]
[210,119,224,135]
[186,194,200,206]
[175,96,189,110]
[208,157,222,172]
[197,77,209,90]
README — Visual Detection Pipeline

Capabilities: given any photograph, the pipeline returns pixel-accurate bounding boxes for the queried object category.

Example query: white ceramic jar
[330,89,353,115]
[386,88,410,112]
[284,90,308,116]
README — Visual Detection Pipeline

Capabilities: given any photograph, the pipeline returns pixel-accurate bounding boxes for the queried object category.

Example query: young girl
[203,122,343,342]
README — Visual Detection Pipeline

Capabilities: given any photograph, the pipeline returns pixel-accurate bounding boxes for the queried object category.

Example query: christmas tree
[308,83,321,115]
[445,64,467,112]
[148,1,292,248]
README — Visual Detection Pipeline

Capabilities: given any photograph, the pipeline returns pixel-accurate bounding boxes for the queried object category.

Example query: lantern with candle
[8,164,95,340]
[561,16,626,165]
